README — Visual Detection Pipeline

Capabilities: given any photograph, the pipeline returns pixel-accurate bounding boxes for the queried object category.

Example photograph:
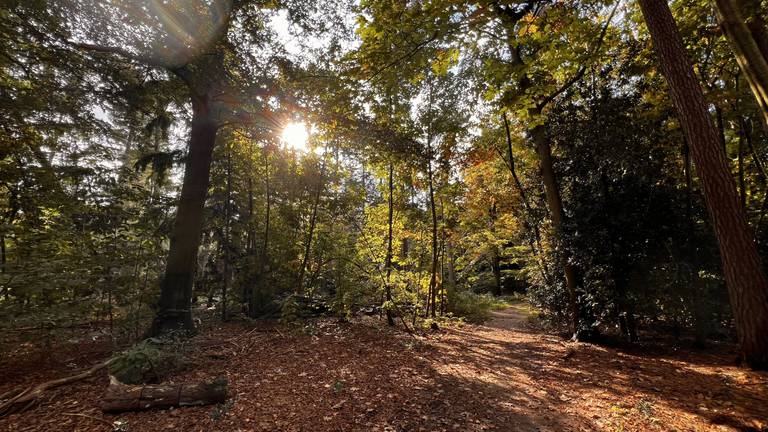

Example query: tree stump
[101,376,227,413]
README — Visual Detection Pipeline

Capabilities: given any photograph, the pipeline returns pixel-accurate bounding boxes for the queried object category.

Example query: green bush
[448,292,502,323]
[108,339,182,384]
[280,294,330,324]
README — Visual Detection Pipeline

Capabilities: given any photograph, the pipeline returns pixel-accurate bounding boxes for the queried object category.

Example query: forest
[1,0,768,430]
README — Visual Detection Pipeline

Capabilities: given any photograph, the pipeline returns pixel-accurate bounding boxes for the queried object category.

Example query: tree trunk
[222,143,232,322]
[244,141,255,313]
[385,163,396,326]
[738,0,768,58]
[716,106,727,153]
[640,0,768,369]
[502,113,544,251]
[531,119,580,338]
[102,376,227,413]
[297,157,325,295]
[684,138,694,220]
[248,145,270,316]
[426,152,439,318]
[149,94,219,336]
[487,202,503,297]
[260,145,271,282]
[502,113,551,283]
[715,0,768,130]
[1,234,5,276]
[439,204,447,316]
[738,121,747,208]
[446,240,457,295]
[491,252,502,296]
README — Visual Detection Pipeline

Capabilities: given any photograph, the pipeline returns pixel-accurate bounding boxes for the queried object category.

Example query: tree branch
[536,1,620,110]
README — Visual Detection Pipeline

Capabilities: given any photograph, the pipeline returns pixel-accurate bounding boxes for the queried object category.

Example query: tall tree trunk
[439,217,447,316]
[491,252,502,296]
[502,113,551,283]
[531,119,580,338]
[640,0,768,369]
[716,106,727,153]
[244,141,255,314]
[222,143,232,322]
[150,94,218,336]
[1,234,5,276]
[440,197,448,316]
[487,202,503,297]
[502,114,543,251]
[297,157,325,295]
[684,139,694,221]
[446,240,457,297]
[738,122,747,208]
[715,0,768,130]
[426,152,439,318]
[739,0,768,59]
[260,146,271,279]
[385,163,396,326]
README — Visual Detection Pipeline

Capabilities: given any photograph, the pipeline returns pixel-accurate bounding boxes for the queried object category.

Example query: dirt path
[2,307,767,431]
[486,304,534,330]
[424,305,768,431]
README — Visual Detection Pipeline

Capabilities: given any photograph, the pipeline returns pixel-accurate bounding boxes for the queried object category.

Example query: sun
[281,122,309,152]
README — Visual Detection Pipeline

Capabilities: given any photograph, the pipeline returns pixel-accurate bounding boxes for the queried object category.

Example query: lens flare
[281,122,310,152]
[77,0,232,67]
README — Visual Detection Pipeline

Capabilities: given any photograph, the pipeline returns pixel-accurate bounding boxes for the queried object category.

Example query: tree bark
[102,376,227,413]
[502,113,543,252]
[222,143,232,322]
[531,119,580,337]
[502,113,551,283]
[446,240,457,295]
[250,144,271,317]
[439,198,448,316]
[297,157,325,295]
[150,93,219,336]
[260,145,271,281]
[491,251,502,296]
[1,234,5,276]
[385,163,396,326]
[487,202,503,297]
[641,0,768,369]
[738,121,747,208]
[716,106,727,153]
[426,149,439,318]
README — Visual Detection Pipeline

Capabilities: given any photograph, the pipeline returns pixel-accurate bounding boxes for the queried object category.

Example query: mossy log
[101,376,227,413]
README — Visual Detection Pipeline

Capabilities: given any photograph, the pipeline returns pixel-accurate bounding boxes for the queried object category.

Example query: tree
[714,0,768,130]
[639,0,768,369]
[52,0,297,334]
[384,162,396,326]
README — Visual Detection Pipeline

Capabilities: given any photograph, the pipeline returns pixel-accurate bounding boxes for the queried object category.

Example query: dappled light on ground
[1,308,766,431]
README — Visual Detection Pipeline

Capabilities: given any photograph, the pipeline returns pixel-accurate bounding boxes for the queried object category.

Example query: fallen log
[101,376,227,413]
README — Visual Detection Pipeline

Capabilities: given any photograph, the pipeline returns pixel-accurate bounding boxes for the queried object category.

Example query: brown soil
[1,305,767,431]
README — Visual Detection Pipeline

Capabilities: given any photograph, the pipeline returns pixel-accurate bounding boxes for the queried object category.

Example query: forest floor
[1,304,768,432]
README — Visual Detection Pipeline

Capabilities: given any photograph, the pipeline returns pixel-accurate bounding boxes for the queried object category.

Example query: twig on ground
[0,358,115,417]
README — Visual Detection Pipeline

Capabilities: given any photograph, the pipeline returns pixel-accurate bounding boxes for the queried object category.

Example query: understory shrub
[108,338,184,384]
[448,292,503,323]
